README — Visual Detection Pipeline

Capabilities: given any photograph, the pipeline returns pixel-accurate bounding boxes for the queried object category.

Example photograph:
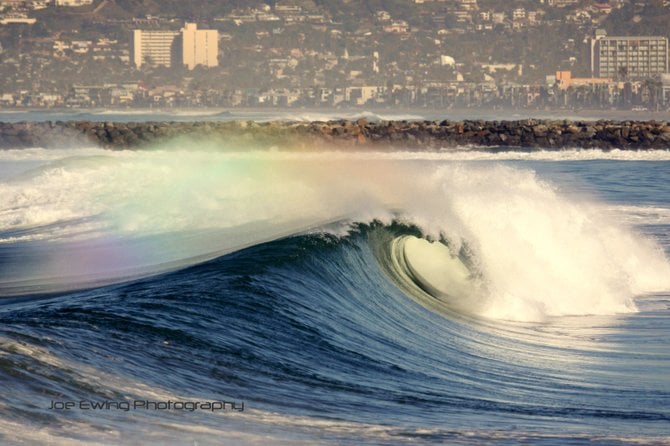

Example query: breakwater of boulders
[1,119,669,150]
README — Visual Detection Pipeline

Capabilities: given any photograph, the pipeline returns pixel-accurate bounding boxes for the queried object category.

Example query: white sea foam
[2,147,670,163]
[405,164,670,320]
[277,109,426,122]
[0,146,668,320]
[603,204,670,226]
[0,147,104,162]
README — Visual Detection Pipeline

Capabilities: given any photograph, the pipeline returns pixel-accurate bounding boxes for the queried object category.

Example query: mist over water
[1,145,668,321]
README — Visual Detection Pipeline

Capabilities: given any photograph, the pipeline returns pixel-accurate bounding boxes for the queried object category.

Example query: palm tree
[642,78,663,109]
[617,66,628,82]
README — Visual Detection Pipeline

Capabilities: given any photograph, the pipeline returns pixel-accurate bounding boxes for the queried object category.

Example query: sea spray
[422,164,670,320]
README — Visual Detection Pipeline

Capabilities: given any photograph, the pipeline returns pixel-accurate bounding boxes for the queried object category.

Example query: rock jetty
[0,119,669,150]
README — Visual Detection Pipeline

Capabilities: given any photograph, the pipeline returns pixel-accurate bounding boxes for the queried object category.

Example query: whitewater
[1,140,670,445]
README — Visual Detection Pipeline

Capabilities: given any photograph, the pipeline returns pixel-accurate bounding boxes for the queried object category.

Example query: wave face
[1,145,670,445]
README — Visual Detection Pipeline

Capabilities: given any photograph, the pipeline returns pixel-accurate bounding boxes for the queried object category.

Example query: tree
[617,66,628,82]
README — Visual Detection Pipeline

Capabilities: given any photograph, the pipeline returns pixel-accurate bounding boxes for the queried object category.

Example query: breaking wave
[1,147,668,321]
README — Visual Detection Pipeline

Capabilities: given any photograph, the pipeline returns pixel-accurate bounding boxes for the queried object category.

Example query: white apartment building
[181,23,218,70]
[591,34,669,79]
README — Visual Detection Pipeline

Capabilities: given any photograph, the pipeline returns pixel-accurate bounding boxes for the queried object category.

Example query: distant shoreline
[0,107,668,123]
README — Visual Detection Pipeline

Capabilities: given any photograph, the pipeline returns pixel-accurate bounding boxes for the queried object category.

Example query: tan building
[55,0,94,5]
[458,0,478,10]
[132,23,218,70]
[547,0,579,6]
[132,29,179,68]
[181,23,218,70]
[345,86,386,105]
[0,14,36,24]
[555,71,612,89]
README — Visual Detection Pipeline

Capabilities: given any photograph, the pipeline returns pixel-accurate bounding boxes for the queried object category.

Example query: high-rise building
[591,32,669,79]
[132,30,179,68]
[180,23,219,70]
[132,23,218,70]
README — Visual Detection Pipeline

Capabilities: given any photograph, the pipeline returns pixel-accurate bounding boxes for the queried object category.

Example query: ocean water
[1,139,670,445]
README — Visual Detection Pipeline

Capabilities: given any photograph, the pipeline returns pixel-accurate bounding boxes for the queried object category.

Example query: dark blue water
[0,150,669,445]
